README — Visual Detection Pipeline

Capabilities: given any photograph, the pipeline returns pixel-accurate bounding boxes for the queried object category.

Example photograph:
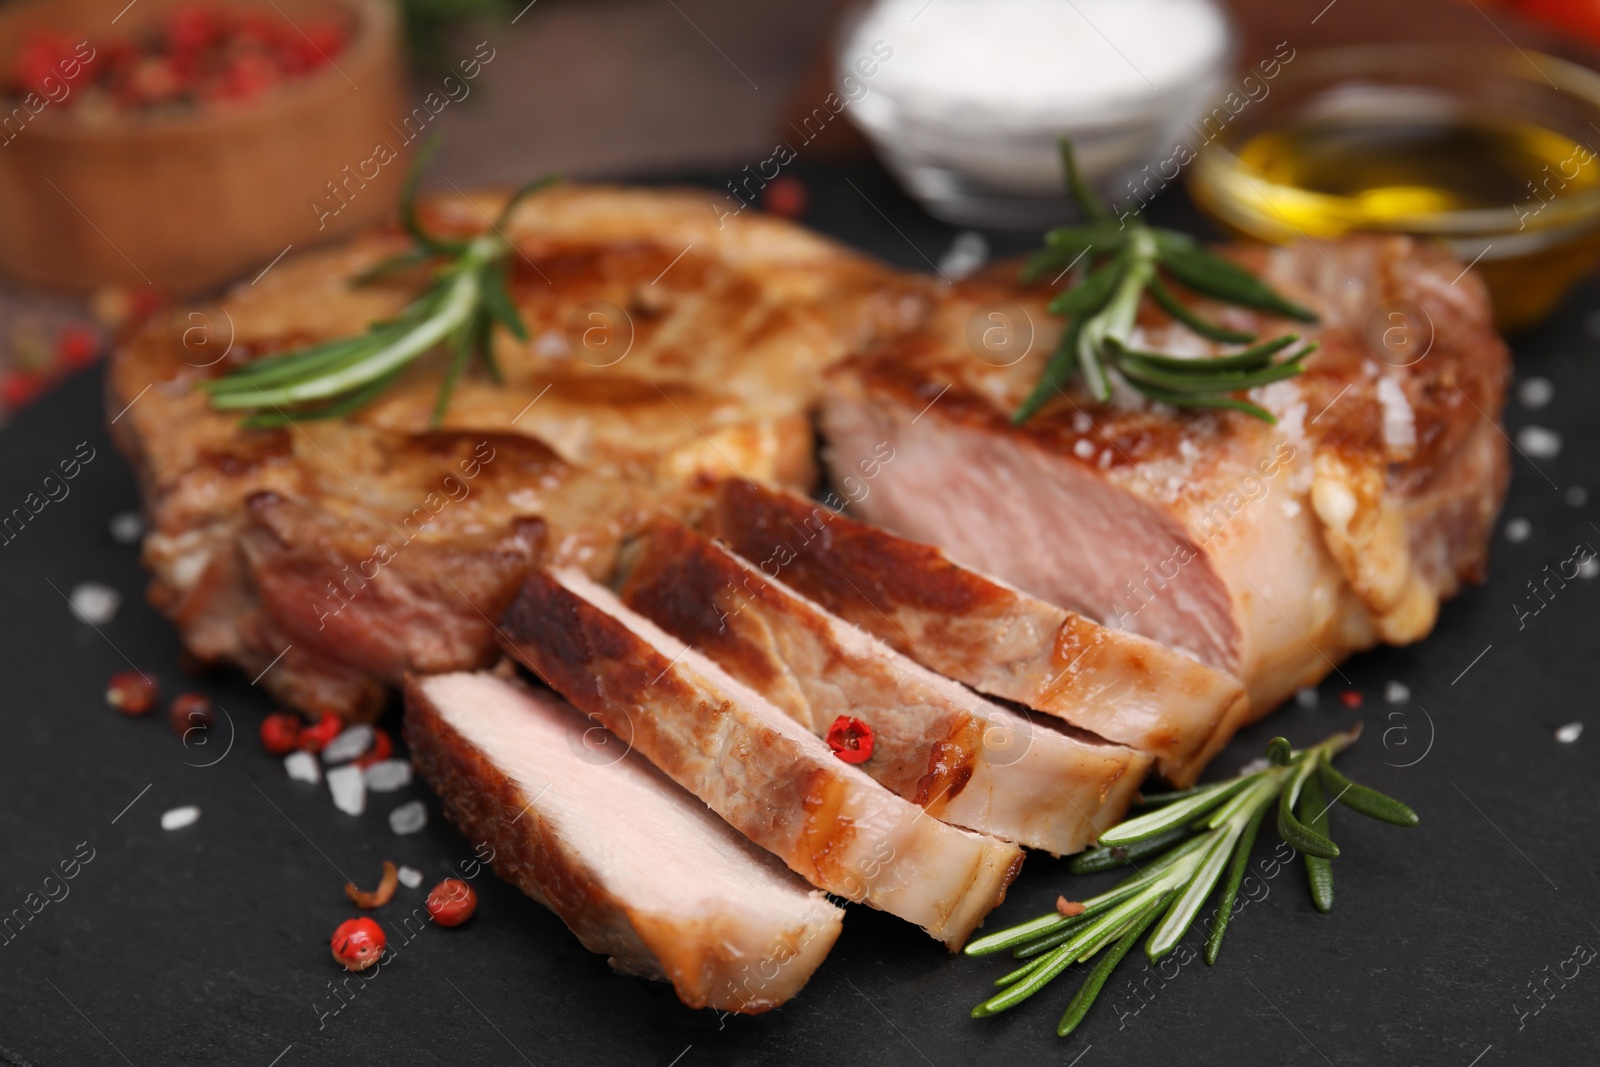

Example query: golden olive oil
[1192,113,1600,330]
[1232,117,1600,231]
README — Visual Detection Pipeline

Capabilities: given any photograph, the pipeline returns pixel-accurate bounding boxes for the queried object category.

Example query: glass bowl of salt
[835,0,1238,228]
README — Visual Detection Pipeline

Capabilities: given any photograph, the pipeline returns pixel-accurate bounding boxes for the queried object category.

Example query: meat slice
[704,480,1245,785]
[820,236,1509,720]
[405,671,842,1013]
[499,567,1024,948]
[617,518,1151,852]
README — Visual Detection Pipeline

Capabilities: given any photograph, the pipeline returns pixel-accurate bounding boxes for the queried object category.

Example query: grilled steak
[706,479,1247,784]
[107,186,926,717]
[617,518,1151,853]
[406,671,842,1012]
[821,236,1509,717]
[500,567,1024,948]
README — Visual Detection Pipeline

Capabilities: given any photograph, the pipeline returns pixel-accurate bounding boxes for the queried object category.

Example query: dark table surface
[1,163,1596,1067]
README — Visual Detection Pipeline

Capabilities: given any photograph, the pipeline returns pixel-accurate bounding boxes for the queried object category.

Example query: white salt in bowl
[836,0,1236,228]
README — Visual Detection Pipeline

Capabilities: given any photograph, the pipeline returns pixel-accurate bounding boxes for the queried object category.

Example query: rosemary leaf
[1147,276,1257,344]
[1058,893,1172,1038]
[1047,253,1126,318]
[1021,246,1075,285]
[400,136,465,255]
[1145,825,1239,960]
[1070,885,1174,963]
[1059,139,1109,223]
[432,321,476,426]
[1118,383,1277,422]
[1043,222,1128,257]
[239,367,406,428]
[1318,760,1421,827]
[495,174,563,228]
[1135,784,1218,807]
[1108,332,1298,373]
[1115,349,1312,395]
[481,265,528,340]
[1279,755,1340,860]
[1204,801,1268,966]
[1069,823,1195,874]
[1097,776,1252,847]
[1012,917,1097,960]
[995,952,1054,987]
[1010,317,1083,427]
[354,246,437,284]
[1156,241,1318,322]
[965,912,1075,957]
[1205,773,1282,830]
[1299,772,1335,913]
[972,896,1153,1020]
[971,943,1079,1018]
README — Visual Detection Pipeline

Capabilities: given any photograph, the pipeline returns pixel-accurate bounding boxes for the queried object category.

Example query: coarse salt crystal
[320,724,375,764]
[1376,376,1416,451]
[939,231,989,281]
[397,866,424,889]
[1073,438,1095,459]
[1517,377,1554,409]
[534,329,565,357]
[1556,722,1583,744]
[1504,518,1532,543]
[364,759,412,792]
[389,800,427,835]
[327,765,367,816]
[1294,687,1318,709]
[284,751,320,784]
[1581,557,1600,580]
[109,512,144,544]
[1384,681,1410,704]
[69,582,121,626]
[1516,425,1562,459]
[161,805,200,831]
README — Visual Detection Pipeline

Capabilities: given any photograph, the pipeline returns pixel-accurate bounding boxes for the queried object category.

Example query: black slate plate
[1,164,1597,1067]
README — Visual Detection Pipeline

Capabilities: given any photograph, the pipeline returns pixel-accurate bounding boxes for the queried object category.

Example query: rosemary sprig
[202,139,557,428]
[966,727,1417,1038]
[1013,140,1319,426]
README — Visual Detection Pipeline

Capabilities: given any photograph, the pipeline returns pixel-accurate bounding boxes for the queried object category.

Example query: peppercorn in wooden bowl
[0,0,409,294]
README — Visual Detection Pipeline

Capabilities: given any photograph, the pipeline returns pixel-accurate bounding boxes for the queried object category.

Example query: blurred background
[2,0,1599,421]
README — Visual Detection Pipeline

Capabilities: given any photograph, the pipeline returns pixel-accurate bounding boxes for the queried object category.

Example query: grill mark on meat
[196,431,293,476]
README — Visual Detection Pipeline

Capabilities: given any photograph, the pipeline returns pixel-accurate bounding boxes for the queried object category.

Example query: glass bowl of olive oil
[1188,44,1600,331]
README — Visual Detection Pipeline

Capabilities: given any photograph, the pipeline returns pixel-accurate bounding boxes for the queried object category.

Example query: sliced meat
[500,567,1024,948]
[820,236,1509,721]
[405,671,842,1013]
[617,518,1151,852]
[705,480,1247,785]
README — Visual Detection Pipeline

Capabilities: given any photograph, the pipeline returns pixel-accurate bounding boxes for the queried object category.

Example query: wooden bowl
[0,0,410,294]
